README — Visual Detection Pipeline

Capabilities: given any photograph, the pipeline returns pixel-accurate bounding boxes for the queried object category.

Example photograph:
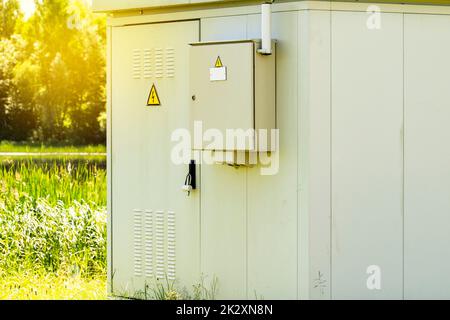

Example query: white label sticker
[210,67,227,82]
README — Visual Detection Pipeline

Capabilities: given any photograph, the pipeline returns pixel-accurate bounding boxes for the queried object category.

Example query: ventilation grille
[155,211,165,279]
[167,211,176,280]
[132,49,142,79]
[131,47,175,79]
[143,49,152,79]
[155,48,164,78]
[133,210,143,277]
[144,210,153,277]
[165,48,175,78]
[133,209,176,280]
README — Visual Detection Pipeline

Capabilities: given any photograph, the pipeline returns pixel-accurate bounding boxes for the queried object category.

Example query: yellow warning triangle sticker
[215,56,223,68]
[147,84,161,106]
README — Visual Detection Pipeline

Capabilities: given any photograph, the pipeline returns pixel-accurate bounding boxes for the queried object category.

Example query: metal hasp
[189,160,197,190]
[182,160,197,195]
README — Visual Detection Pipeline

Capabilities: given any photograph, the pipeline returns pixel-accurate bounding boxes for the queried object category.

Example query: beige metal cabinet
[111,21,200,296]
[190,40,276,152]
[404,14,450,299]
[100,0,450,300]
[331,11,404,300]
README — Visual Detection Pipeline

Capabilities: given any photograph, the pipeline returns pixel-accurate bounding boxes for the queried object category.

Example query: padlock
[182,184,193,193]
[182,173,193,196]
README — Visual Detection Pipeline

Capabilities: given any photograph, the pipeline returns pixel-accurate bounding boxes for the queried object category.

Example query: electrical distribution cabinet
[98,0,450,300]
[190,40,276,152]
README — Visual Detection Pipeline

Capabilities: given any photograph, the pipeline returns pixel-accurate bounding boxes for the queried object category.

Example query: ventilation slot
[144,210,153,278]
[155,48,164,78]
[165,48,175,78]
[143,49,152,79]
[133,210,143,277]
[167,211,176,280]
[132,49,142,79]
[155,211,165,279]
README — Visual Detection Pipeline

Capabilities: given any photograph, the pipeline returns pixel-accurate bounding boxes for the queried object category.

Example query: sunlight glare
[19,0,36,20]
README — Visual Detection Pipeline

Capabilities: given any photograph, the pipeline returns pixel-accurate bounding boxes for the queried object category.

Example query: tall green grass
[0,200,106,276]
[0,141,106,154]
[0,160,106,207]
[0,158,107,298]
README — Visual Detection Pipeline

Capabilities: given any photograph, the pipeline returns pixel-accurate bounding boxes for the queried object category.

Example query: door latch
[182,160,196,196]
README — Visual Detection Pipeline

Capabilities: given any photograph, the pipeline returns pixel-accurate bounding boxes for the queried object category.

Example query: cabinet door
[190,42,255,151]
[111,21,199,297]
[404,14,450,300]
[331,11,404,299]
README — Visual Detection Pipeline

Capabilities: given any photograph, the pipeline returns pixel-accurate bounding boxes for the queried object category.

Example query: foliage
[148,277,181,301]
[0,158,107,299]
[190,275,219,300]
[0,0,21,38]
[0,0,106,145]
[126,275,219,300]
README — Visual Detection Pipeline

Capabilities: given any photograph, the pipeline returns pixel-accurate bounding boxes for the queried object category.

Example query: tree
[0,40,10,139]
[0,0,22,140]
[9,45,38,141]
[10,0,107,144]
[0,0,21,39]
[0,0,106,144]
[0,37,18,139]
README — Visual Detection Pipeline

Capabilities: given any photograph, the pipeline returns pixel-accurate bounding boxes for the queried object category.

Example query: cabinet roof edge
[92,0,256,13]
[92,0,450,13]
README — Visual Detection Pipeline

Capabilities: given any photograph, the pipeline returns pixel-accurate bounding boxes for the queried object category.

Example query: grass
[0,160,106,206]
[0,154,107,300]
[0,156,107,167]
[0,141,106,154]
[118,275,219,301]
[0,273,107,300]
